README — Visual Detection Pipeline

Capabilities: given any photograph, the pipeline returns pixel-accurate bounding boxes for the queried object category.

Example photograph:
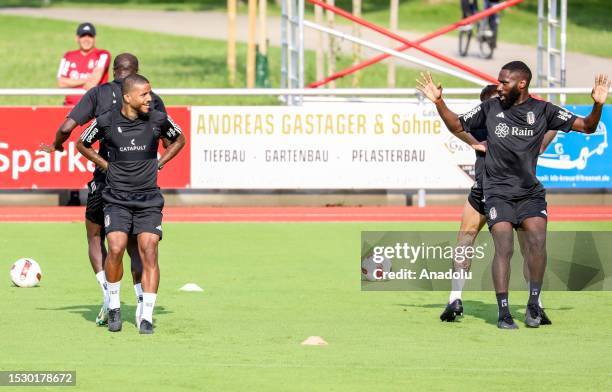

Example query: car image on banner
[539,118,607,170]
[537,105,612,188]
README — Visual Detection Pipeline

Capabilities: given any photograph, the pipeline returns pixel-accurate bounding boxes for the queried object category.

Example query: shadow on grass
[161,54,227,75]
[396,300,573,326]
[37,303,172,325]
[332,0,391,14]
[0,0,228,11]
[0,1,43,8]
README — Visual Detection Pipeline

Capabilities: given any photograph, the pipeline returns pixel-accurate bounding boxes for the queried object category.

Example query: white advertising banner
[190,103,481,189]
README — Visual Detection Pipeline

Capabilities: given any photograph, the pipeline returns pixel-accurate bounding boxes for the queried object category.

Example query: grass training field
[2,220,611,391]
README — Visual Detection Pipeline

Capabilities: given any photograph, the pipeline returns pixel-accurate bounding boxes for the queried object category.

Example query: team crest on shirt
[495,123,509,138]
[527,111,535,125]
[489,207,497,220]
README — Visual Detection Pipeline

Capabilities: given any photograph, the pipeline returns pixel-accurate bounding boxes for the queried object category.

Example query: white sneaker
[135,301,143,328]
[95,302,108,326]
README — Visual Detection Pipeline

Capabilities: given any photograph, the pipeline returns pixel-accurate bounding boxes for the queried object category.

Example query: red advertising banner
[0,107,190,189]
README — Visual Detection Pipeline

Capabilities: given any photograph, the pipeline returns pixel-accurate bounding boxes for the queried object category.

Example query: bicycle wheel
[479,32,495,59]
[459,29,472,57]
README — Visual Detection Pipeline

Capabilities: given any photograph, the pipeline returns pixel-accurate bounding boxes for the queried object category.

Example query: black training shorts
[102,188,164,239]
[467,181,485,216]
[484,193,548,229]
[85,180,106,226]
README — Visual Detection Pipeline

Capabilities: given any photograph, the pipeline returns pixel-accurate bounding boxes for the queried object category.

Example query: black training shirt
[69,79,166,125]
[459,97,577,199]
[80,109,181,192]
[470,126,487,185]
[68,79,166,183]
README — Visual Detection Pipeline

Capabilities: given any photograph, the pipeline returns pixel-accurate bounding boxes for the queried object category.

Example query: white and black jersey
[80,109,181,192]
[68,79,166,183]
[459,97,577,199]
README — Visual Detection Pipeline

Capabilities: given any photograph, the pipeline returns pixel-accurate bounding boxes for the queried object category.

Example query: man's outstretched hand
[592,74,610,105]
[416,72,443,103]
[39,143,63,153]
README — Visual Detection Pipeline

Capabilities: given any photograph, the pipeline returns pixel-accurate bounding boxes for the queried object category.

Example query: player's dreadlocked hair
[501,61,532,87]
[122,74,150,95]
[480,84,498,102]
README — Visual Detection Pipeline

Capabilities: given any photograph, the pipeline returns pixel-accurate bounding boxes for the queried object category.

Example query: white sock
[107,281,121,310]
[141,293,157,323]
[449,279,465,303]
[95,271,108,302]
[528,281,544,307]
[134,283,143,303]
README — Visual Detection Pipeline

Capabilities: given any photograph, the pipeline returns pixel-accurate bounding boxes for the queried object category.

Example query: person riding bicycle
[461,0,477,19]
[484,0,501,43]
[460,0,477,30]
[460,0,500,40]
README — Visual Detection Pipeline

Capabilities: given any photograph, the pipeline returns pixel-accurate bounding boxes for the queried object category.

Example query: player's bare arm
[571,74,610,134]
[416,72,486,153]
[158,133,186,170]
[76,139,108,171]
[39,118,78,153]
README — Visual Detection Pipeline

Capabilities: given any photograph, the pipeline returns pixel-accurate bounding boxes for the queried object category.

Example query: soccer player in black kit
[440,85,557,323]
[40,53,167,327]
[418,63,609,329]
[77,74,185,334]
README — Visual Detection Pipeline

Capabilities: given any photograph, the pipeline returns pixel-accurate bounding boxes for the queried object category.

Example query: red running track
[0,206,611,222]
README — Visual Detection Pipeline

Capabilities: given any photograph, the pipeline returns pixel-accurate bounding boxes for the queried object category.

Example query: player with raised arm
[77,74,185,334]
[40,54,167,328]
[440,85,556,323]
[418,64,609,329]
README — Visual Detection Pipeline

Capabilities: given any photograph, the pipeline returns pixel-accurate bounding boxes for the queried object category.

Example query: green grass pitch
[1,221,611,391]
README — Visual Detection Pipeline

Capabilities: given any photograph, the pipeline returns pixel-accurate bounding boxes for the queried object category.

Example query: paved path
[1,7,610,87]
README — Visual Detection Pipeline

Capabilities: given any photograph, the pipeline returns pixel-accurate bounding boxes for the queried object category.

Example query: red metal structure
[307,0,526,88]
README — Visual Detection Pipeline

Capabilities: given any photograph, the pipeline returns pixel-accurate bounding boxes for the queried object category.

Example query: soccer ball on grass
[361,253,392,281]
[10,258,42,288]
